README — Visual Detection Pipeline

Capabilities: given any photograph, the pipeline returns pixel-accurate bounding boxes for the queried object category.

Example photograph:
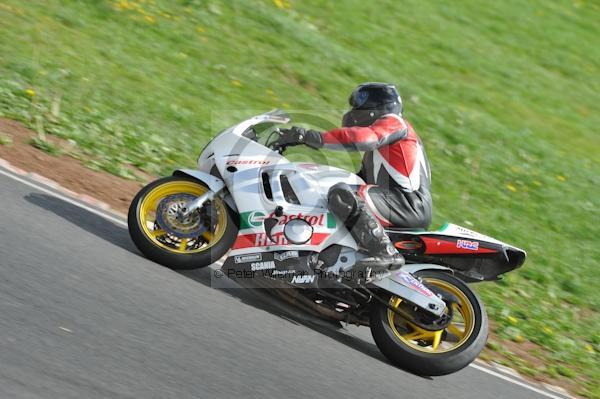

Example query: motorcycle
[128,110,526,375]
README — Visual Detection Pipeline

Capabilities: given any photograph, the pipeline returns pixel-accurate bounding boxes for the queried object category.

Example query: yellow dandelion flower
[543,326,553,334]
[196,26,205,33]
[556,175,566,182]
[231,80,242,87]
[117,0,132,10]
[507,316,518,325]
[273,0,285,8]
[506,184,517,192]
[585,344,594,353]
[144,15,155,23]
[514,335,524,343]
[25,88,36,97]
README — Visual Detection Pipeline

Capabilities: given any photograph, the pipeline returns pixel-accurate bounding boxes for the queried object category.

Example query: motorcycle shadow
[25,193,137,254]
[180,266,393,365]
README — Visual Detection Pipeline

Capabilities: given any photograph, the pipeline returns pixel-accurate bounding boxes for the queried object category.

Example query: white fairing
[436,224,508,246]
[196,111,361,256]
[189,111,449,315]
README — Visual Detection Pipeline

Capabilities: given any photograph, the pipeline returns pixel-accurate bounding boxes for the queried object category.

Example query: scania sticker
[291,275,315,284]
[274,250,299,261]
[234,253,262,263]
[250,261,276,271]
[456,239,479,251]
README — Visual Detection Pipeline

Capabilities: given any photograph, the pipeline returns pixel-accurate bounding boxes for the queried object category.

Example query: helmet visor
[349,83,400,110]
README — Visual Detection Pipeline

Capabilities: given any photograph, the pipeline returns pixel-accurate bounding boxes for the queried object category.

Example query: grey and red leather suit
[321,114,432,229]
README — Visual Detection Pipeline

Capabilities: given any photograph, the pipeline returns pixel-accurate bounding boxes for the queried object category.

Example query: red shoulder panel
[377,122,419,177]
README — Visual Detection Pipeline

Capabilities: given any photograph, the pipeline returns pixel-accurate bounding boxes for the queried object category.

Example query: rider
[278,82,432,273]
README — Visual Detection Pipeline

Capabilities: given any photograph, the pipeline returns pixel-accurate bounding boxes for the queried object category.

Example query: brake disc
[155,193,208,239]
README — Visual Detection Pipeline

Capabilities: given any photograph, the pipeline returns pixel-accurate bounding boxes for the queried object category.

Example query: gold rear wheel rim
[138,180,227,254]
[387,277,476,353]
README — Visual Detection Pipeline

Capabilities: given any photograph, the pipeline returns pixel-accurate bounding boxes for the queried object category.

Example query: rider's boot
[328,183,404,279]
[349,204,405,275]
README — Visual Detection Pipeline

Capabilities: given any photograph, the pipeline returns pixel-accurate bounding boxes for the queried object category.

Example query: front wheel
[128,176,238,269]
[370,270,488,376]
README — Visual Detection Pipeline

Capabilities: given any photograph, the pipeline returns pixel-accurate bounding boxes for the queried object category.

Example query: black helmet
[342,82,403,127]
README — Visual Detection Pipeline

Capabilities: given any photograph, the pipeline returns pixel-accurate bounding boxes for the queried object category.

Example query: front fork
[179,189,219,219]
[171,169,229,218]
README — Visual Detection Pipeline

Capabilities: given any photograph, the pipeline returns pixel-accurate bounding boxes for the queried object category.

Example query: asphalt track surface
[0,170,569,399]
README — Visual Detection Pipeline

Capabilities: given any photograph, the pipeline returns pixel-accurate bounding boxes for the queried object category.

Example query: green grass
[0,133,12,146]
[0,0,599,396]
[29,134,63,155]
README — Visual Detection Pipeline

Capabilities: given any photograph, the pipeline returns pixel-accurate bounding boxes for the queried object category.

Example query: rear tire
[370,270,488,376]
[128,176,238,270]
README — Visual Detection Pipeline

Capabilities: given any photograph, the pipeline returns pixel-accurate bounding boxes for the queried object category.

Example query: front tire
[128,176,238,270]
[370,270,488,376]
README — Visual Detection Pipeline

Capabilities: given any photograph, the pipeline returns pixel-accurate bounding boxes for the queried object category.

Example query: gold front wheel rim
[387,277,476,354]
[138,180,227,254]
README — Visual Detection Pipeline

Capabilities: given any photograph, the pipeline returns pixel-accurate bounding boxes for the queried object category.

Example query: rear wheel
[128,176,238,269]
[370,270,488,375]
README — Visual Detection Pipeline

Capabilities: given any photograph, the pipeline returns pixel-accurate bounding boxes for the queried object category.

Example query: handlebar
[267,128,288,154]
